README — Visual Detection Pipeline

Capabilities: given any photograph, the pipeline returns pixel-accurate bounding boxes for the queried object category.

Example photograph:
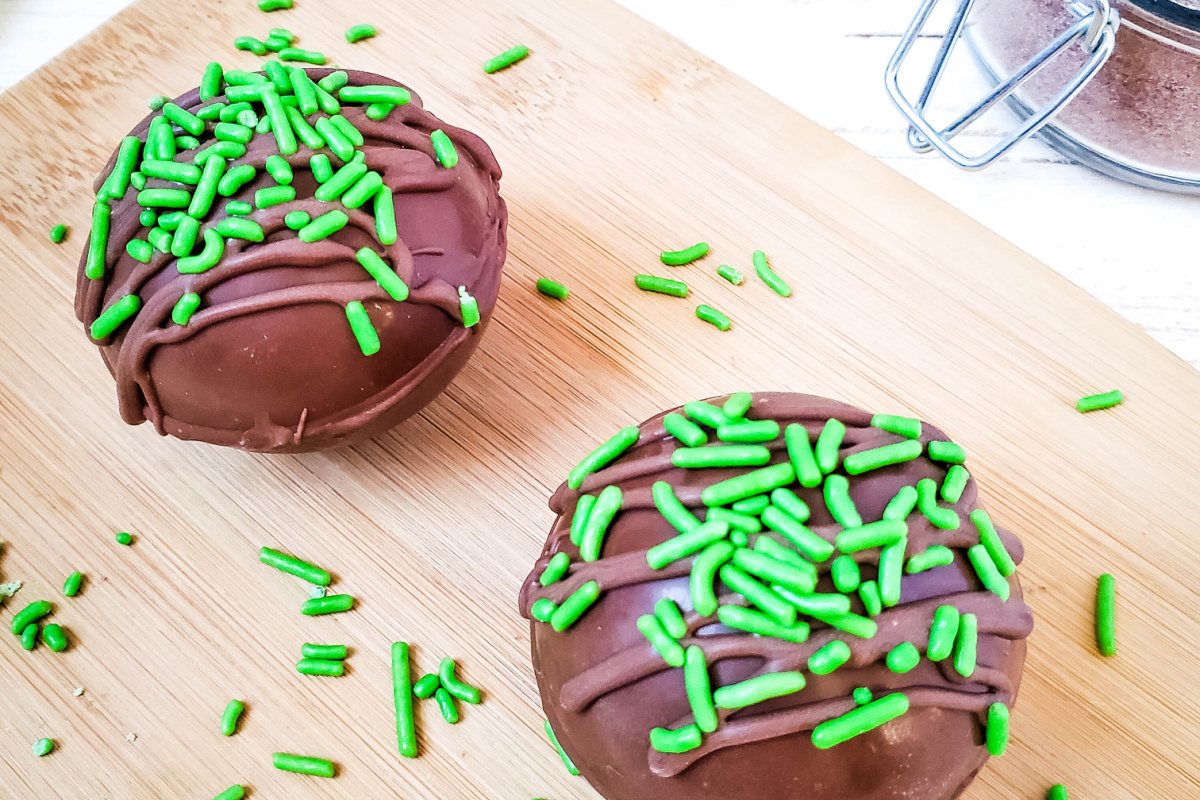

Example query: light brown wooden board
[0,0,1196,798]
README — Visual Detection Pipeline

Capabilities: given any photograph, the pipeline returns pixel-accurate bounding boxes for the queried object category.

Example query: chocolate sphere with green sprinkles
[520,392,1033,800]
[75,61,507,452]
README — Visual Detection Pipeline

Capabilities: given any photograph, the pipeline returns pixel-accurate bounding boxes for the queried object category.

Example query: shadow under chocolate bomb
[75,64,506,452]
[520,392,1033,800]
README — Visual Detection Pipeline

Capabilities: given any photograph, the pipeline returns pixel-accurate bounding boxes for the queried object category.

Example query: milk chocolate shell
[519,392,1033,800]
[75,65,506,452]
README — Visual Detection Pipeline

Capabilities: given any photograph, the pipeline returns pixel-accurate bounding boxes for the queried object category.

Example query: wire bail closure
[885,0,1120,170]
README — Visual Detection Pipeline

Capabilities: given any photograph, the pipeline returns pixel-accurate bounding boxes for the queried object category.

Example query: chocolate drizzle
[520,392,1033,799]
[74,69,507,452]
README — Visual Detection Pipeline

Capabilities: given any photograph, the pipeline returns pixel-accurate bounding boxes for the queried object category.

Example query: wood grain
[0,0,1196,798]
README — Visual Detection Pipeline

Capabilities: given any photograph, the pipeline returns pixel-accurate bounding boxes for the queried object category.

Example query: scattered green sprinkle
[928,440,966,464]
[536,278,569,300]
[732,547,815,594]
[714,671,806,709]
[375,185,397,245]
[717,605,809,642]
[655,598,688,639]
[342,171,383,209]
[571,494,598,544]
[225,201,252,216]
[1047,784,1069,800]
[661,242,708,266]
[49,224,68,243]
[719,564,795,625]
[716,419,779,443]
[272,752,335,778]
[42,623,68,652]
[221,700,245,736]
[753,250,791,297]
[539,552,570,586]
[635,274,688,297]
[392,642,417,757]
[695,303,731,330]
[284,211,310,230]
[717,263,744,285]
[986,702,1009,756]
[413,673,440,699]
[301,644,347,661]
[708,507,762,534]
[690,542,734,617]
[297,657,344,676]
[259,546,331,585]
[842,439,923,475]
[298,209,349,242]
[91,296,142,340]
[853,687,872,705]
[483,44,531,73]
[126,239,153,263]
[663,413,707,447]
[672,444,770,469]
[823,474,861,528]
[545,720,579,775]
[703,462,795,508]
[148,94,168,111]
[1077,390,1123,413]
[941,464,969,503]
[652,480,701,534]
[927,605,960,661]
[550,581,600,631]
[886,642,919,673]
[318,71,348,92]
[435,687,460,723]
[835,520,906,553]
[214,217,265,243]
[213,786,246,800]
[968,544,1010,601]
[871,413,922,438]
[568,426,640,489]
[20,623,37,651]
[429,129,459,168]
[62,572,83,598]
[258,0,294,11]
[683,646,717,732]
[970,509,1016,576]
[1096,573,1117,656]
[345,301,381,356]
[530,598,556,623]
[830,555,861,593]
[580,485,622,562]
[300,594,355,616]
[761,505,833,562]
[637,614,684,666]
[175,230,222,275]
[811,693,909,748]
[905,545,954,574]
[808,640,851,675]
[683,400,730,429]
[814,417,845,474]
[32,738,54,757]
[356,248,409,302]
[858,580,882,616]
[338,84,412,106]
[235,36,268,55]
[10,600,53,635]
[916,478,959,530]
[650,724,702,753]
[953,612,978,677]
[459,287,481,327]
[784,423,821,488]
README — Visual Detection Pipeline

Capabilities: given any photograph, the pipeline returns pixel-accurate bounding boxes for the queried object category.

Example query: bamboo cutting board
[0,0,1197,798]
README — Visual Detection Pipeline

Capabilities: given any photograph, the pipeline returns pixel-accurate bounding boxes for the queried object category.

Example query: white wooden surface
[2,0,1198,367]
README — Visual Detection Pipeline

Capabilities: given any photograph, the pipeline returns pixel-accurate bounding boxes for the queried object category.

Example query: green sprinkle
[301,644,347,661]
[660,242,708,266]
[732,548,816,594]
[682,646,718,732]
[301,594,355,616]
[310,154,333,183]
[655,598,688,639]
[365,102,395,119]
[808,640,852,674]
[550,581,600,631]
[779,592,877,638]
[264,35,291,51]
[148,94,168,111]
[83,204,112,278]
[214,121,254,145]
[279,47,326,64]
[10,600,53,635]
[126,239,153,263]
[811,693,909,749]
[690,541,735,616]
[532,597,554,623]
[637,614,684,667]
[141,160,202,184]
[162,103,205,136]
[570,494,597,545]
[115,531,134,546]
[927,605,960,661]
[32,738,54,757]
[719,564,796,625]
[732,495,770,515]
[483,44,531,73]
[194,142,244,163]
[717,605,809,642]
[213,786,245,800]
[176,228,224,274]
[97,136,141,202]
[814,418,845,474]
[823,474,861,528]
[535,277,570,300]
[259,546,331,585]
[652,480,701,534]
[722,392,753,418]
[220,699,245,736]
[650,724,701,753]
[714,671,805,709]
[886,642,920,674]
[635,274,688,297]
[225,201,252,216]
[139,209,157,227]
[342,171,384,209]
[941,465,969,503]
[90,295,142,339]
[200,61,224,101]
[62,572,83,598]
[147,116,176,160]
[130,171,147,190]
[299,209,349,242]
[288,67,319,114]
[435,687,460,723]
[157,211,185,232]
[717,419,779,443]
[1047,785,1070,800]
[883,485,918,521]
[968,544,1010,601]
[390,642,416,757]
[254,184,294,209]
[777,589,851,619]
[986,702,1009,756]
[683,401,730,429]
[235,36,268,55]
[673,445,770,469]
[695,304,732,330]
[878,538,906,607]
[970,509,1016,576]
[42,623,68,652]
[138,188,191,209]
[215,217,265,243]
[906,545,954,574]
[761,505,834,562]
[273,752,335,778]
[198,102,228,121]
[858,580,882,616]
[871,413,922,438]
[282,108,322,150]
[318,71,349,92]
[835,520,906,553]
[647,519,726,570]
[830,555,861,593]
[430,129,459,168]
[707,507,762,534]
[928,440,966,464]
[662,414,707,449]
[916,479,959,530]
[784,424,822,488]
[148,226,171,251]
[539,552,570,586]
[717,263,744,285]
[171,217,200,257]
[189,155,226,218]
[437,658,481,704]
[568,426,640,489]
[752,250,791,296]
[338,84,412,105]
[953,612,978,676]
[1077,390,1123,412]
[20,623,37,650]
[1096,573,1117,656]
[259,88,297,156]
[375,185,397,245]
[853,687,873,705]
[175,135,200,150]
[730,530,749,547]
[315,159,367,201]
[413,673,440,698]
[356,248,408,301]
[702,462,795,507]
[842,439,923,475]
[544,720,579,775]
[345,301,380,356]
[49,223,68,243]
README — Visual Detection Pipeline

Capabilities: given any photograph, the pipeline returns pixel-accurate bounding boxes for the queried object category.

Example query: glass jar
[886,0,1200,193]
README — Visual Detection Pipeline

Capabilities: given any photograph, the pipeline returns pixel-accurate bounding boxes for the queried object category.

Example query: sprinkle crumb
[73,688,85,697]
[0,581,21,599]
[126,733,137,743]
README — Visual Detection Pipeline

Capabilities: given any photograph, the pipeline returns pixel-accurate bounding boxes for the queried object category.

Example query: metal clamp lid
[885,0,1120,170]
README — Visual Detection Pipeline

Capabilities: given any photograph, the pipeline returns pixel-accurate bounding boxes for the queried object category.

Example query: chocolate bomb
[75,66,506,452]
[520,392,1033,800]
